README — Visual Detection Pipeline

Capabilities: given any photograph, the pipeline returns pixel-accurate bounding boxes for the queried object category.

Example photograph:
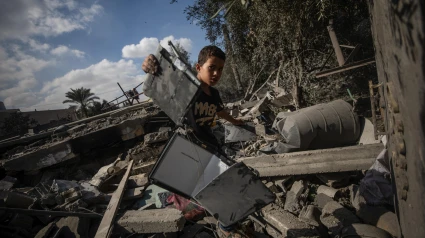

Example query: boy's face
[196,56,225,86]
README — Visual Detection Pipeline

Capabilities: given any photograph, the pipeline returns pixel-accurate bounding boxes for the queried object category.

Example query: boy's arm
[217,110,244,125]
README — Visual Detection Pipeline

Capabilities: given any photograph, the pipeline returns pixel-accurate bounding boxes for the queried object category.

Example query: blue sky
[0,0,210,111]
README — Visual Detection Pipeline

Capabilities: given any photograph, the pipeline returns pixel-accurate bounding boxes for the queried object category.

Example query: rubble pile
[0,91,398,238]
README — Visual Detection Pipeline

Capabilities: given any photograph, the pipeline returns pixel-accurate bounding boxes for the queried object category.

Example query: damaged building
[0,40,401,238]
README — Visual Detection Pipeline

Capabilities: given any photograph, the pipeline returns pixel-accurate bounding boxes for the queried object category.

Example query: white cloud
[50,45,85,58]
[0,46,54,108]
[122,35,193,58]
[0,0,103,40]
[22,59,146,111]
[27,38,51,52]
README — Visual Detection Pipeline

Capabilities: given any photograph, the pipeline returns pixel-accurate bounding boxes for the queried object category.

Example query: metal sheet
[143,45,201,125]
[149,134,216,197]
[194,162,276,226]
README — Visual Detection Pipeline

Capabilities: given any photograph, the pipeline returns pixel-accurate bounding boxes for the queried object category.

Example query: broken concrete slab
[237,143,383,177]
[320,201,360,235]
[299,205,321,227]
[339,224,392,238]
[144,131,170,144]
[262,205,318,237]
[356,206,400,237]
[116,208,185,234]
[2,140,77,172]
[248,97,270,118]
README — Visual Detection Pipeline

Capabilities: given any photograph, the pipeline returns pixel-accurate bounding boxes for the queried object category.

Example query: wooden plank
[316,58,375,78]
[95,160,134,238]
[327,19,345,66]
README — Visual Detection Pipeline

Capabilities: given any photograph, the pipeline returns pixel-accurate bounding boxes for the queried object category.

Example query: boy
[142,46,251,238]
[142,45,243,147]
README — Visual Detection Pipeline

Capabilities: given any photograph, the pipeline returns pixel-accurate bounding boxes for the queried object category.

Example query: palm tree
[63,87,99,118]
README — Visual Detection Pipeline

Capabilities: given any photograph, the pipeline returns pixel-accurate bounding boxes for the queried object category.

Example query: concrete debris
[315,193,334,209]
[144,131,170,144]
[0,94,396,238]
[262,204,318,237]
[298,205,321,227]
[320,201,360,235]
[116,209,186,234]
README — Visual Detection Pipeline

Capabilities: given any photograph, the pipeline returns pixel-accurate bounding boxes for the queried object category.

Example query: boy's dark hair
[197,45,226,65]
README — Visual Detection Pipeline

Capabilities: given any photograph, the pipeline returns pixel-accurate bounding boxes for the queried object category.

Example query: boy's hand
[142,54,160,75]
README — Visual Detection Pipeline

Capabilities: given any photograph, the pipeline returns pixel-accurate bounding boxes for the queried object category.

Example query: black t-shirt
[186,87,224,143]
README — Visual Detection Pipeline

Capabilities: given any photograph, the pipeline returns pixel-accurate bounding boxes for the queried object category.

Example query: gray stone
[340,224,392,238]
[255,124,266,137]
[144,131,170,144]
[262,205,318,237]
[291,180,306,197]
[320,201,360,235]
[299,205,321,227]
[116,208,185,233]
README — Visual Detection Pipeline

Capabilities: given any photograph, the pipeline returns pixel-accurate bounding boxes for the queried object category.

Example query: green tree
[0,112,38,135]
[63,87,99,118]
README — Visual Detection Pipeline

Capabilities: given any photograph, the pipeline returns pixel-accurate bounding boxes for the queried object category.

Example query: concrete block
[119,117,146,141]
[144,131,170,144]
[116,208,186,233]
[237,144,383,177]
[284,191,300,214]
[299,205,321,227]
[356,206,400,237]
[255,124,266,137]
[262,205,318,237]
[290,180,306,197]
[128,174,148,189]
[317,185,339,198]
[320,201,360,235]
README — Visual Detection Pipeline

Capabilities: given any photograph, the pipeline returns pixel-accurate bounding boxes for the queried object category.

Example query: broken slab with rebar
[237,143,383,177]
